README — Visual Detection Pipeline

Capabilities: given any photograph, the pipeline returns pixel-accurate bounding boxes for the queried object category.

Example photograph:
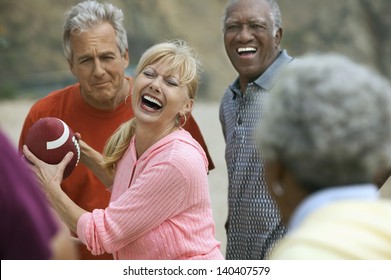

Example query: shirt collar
[288,184,379,232]
[229,49,294,96]
[254,49,293,90]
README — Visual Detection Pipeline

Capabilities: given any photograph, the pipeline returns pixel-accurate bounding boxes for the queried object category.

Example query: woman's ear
[265,161,284,190]
[182,98,194,116]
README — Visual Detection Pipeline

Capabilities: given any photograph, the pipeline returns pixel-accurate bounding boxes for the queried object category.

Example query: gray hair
[63,0,128,61]
[257,53,391,191]
[222,0,282,35]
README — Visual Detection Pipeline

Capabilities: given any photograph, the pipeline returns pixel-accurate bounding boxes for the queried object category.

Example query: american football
[25,117,80,179]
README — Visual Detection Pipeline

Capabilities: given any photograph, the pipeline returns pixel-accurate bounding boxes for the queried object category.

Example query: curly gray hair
[257,53,391,191]
[62,0,128,61]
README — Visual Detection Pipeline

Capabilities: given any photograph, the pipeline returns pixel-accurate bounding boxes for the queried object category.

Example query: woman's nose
[149,78,162,92]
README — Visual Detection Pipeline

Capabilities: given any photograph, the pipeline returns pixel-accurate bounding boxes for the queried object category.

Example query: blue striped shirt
[220,50,294,259]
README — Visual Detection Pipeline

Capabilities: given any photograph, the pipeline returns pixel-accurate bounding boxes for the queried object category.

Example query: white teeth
[144,95,162,107]
[238,47,257,53]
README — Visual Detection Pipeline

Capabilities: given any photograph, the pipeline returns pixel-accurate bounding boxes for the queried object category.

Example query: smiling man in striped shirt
[220,0,294,259]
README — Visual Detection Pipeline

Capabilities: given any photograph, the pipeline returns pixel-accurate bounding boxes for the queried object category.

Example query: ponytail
[103,118,136,172]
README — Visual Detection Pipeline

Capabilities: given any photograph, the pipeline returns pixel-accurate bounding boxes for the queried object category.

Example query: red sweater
[18,78,214,260]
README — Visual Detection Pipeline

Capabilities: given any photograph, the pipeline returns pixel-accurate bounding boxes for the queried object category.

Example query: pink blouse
[77,129,223,259]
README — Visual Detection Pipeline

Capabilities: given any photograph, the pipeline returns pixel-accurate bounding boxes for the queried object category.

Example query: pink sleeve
[77,161,190,255]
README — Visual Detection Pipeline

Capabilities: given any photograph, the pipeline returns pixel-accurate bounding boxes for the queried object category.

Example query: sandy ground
[0,99,229,254]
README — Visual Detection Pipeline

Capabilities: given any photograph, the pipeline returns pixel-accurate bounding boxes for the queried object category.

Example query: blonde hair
[135,39,200,99]
[103,119,136,172]
[103,39,201,171]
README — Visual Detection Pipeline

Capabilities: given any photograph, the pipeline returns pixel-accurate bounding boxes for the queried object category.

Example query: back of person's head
[222,0,283,35]
[63,0,128,61]
[103,39,201,170]
[257,53,391,193]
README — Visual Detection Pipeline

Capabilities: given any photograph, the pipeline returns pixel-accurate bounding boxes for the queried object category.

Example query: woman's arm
[23,145,86,234]
[78,138,114,188]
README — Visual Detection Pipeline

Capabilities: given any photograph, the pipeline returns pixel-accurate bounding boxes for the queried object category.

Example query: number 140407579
[217,266,270,276]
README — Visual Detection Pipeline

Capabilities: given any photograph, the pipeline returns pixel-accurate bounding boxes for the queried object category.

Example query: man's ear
[274,27,283,48]
[123,48,129,69]
[68,58,76,77]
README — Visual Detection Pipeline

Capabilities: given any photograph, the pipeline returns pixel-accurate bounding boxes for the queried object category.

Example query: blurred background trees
[0,0,390,101]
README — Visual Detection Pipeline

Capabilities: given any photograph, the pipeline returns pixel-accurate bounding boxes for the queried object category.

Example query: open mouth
[142,94,163,110]
[237,47,257,56]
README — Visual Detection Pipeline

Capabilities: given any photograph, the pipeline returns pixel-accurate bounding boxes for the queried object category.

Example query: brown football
[25,117,80,179]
